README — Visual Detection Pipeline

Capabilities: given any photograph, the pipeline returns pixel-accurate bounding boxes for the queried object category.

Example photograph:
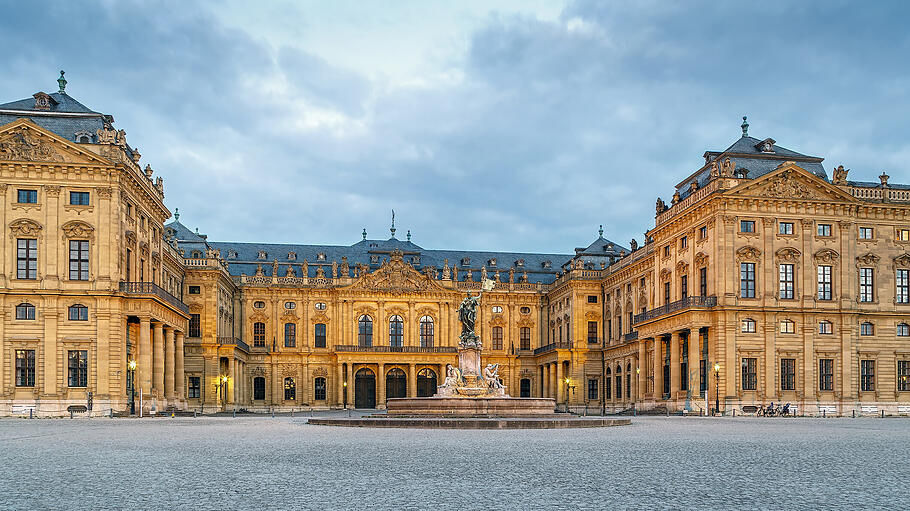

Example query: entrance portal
[386,368,407,399]
[520,378,531,397]
[355,368,376,408]
[416,368,437,397]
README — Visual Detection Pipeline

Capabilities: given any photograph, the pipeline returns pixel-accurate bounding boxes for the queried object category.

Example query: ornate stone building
[1,78,908,416]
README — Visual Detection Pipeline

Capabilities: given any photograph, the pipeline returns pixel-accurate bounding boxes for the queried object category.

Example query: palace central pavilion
[2,75,909,416]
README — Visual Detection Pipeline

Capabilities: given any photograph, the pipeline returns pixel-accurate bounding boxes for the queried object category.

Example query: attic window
[164,228,174,238]
[370,255,379,264]
[257,251,267,260]
[33,92,56,110]
[191,250,202,259]
[411,256,420,265]
[369,243,378,248]
[74,131,93,144]
[542,260,552,269]
[228,250,237,259]
[461,257,470,266]
[287,252,297,261]
[317,253,326,261]
[756,138,776,153]
[515,259,525,268]
[488,258,497,267]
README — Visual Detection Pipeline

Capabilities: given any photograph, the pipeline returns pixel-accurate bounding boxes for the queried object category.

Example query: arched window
[818,320,833,334]
[419,316,434,347]
[626,362,632,399]
[491,326,503,350]
[314,323,327,348]
[860,322,874,336]
[605,367,612,399]
[417,368,437,397]
[253,301,265,309]
[358,315,373,347]
[519,327,531,350]
[253,322,266,347]
[314,377,326,400]
[898,323,910,337]
[615,364,622,400]
[741,318,756,333]
[253,377,266,400]
[284,323,296,347]
[386,367,407,399]
[68,304,88,321]
[15,303,35,320]
[389,315,403,347]
[284,377,296,401]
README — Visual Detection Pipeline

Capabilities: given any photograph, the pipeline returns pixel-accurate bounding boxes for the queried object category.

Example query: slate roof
[165,220,577,284]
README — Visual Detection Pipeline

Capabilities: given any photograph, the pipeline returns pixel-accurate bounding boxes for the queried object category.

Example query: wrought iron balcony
[334,345,457,354]
[623,331,639,342]
[533,341,573,355]
[633,295,717,325]
[120,281,189,314]
[217,337,250,353]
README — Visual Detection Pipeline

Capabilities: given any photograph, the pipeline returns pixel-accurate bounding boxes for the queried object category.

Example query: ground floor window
[626,371,631,399]
[614,370,622,400]
[780,358,796,391]
[861,360,875,392]
[314,377,326,400]
[898,361,910,392]
[819,359,834,391]
[604,370,612,400]
[284,377,296,401]
[188,376,200,398]
[67,350,88,388]
[16,349,35,387]
[253,376,266,400]
[587,378,598,400]
[741,358,757,391]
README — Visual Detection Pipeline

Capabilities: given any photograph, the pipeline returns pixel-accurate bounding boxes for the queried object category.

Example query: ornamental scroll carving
[893,254,910,269]
[61,220,94,240]
[312,367,328,378]
[659,268,672,281]
[814,249,840,265]
[775,247,801,263]
[694,252,709,267]
[9,218,43,237]
[124,230,137,246]
[351,250,443,295]
[675,260,689,275]
[0,128,64,162]
[763,170,812,199]
[736,246,761,261]
[855,253,880,267]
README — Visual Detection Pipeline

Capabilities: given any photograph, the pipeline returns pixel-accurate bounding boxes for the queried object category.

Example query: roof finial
[390,209,396,238]
[407,230,411,242]
[362,228,367,240]
[741,115,749,137]
[598,224,603,237]
[57,70,67,93]
[174,208,179,221]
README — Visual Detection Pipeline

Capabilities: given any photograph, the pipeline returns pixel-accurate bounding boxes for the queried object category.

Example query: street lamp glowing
[221,375,228,384]
[565,377,570,385]
[713,363,721,373]
[128,360,137,371]
[636,367,640,375]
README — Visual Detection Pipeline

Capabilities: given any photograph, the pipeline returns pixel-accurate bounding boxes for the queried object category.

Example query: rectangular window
[17,238,37,280]
[314,323,327,348]
[189,314,201,338]
[284,323,296,348]
[664,281,670,304]
[779,222,794,235]
[859,268,874,303]
[284,378,296,401]
[187,376,201,398]
[860,360,875,392]
[860,322,874,336]
[740,220,755,233]
[587,321,598,343]
[663,245,670,257]
[699,226,708,239]
[314,377,327,400]
[520,327,531,350]
[817,224,832,237]
[780,320,795,334]
[16,349,36,387]
[779,263,794,299]
[492,326,503,350]
[897,269,909,304]
[68,305,88,321]
[680,236,688,249]
[741,319,756,333]
[69,191,90,206]
[818,321,833,335]
[17,189,37,203]
[817,265,832,300]
[188,286,201,294]
[67,350,88,388]
[699,267,707,296]
[587,295,597,303]
[587,379,598,400]
[899,229,910,242]
[69,240,89,281]
[604,373,612,399]
[740,262,756,298]
[680,275,688,299]
[899,361,910,392]
[819,359,834,391]
[859,227,874,240]
[780,358,795,391]
[741,358,757,391]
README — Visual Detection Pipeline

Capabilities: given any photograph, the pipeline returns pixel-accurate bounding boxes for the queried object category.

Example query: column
[378,363,386,407]
[175,331,185,403]
[337,363,345,406]
[346,364,355,407]
[669,331,680,400]
[632,356,639,402]
[152,322,164,402]
[227,358,236,405]
[164,327,175,403]
[138,317,152,399]
[638,339,647,399]
[653,337,664,400]
[543,364,549,398]
[556,361,564,404]
[408,364,417,397]
[687,328,700,397]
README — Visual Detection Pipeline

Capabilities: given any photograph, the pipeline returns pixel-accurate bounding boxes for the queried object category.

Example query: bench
[861,405,879,414]
[67,405,88,413]
[741,405,758,414]
[897,406,910,415]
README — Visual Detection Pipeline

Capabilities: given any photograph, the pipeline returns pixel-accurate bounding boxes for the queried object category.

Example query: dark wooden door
[355,370,376,408]
[520,378,531,397]
[386,369,407,399]
[416,369,437,397]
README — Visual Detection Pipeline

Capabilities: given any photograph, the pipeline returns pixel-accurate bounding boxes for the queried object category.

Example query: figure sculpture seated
[483,364,503,389]
[442,364,463,388]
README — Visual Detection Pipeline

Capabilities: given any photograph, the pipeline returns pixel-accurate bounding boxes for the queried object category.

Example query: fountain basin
[385,396,556,417]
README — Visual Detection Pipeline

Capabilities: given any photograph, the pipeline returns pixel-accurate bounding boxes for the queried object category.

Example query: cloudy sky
[2,0,908,253]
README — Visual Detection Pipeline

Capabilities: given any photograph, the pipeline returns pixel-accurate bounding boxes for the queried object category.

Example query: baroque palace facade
[1,76,909,416]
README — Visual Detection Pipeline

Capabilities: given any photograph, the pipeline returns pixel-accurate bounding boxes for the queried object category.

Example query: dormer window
[542,260,552,269]
[228,250,237,259]
[257,251,267,260]
[755,138,776,153]
[33,92,57,110]
[488,258,497,267]
[191,250,202,259]
[370,254,379,264]
[515,259,525,268]
[461,257,470,266]
[411,256,420,265]
[369,243,378,248]
[317,253,326,261]
[74,131,93,144]
[287,252,297,261]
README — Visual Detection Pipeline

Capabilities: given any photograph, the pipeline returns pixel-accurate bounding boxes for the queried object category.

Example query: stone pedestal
[386,397,557,417]
[458,348,481,378]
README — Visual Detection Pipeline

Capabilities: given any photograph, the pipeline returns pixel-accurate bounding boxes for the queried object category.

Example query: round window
[284,302,296,310]
[314,302,327,310]
[253,301,265,309]
[520,306,531,314]
[491,306,503,313]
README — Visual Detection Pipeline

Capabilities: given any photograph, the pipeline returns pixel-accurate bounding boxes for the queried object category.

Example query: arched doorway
[386,368,407,399]
[417,368,437,397]
[354,368,376,408]
[520,378,531,398]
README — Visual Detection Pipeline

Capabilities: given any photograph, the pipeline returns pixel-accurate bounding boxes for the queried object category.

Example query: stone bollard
[233,409,236,419]
[193,410,197,418]
[29,409,33,419]
[823,409,826,418]
[70,410,74,419]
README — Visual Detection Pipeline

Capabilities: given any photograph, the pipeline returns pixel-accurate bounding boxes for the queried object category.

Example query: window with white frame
[780,320,795,334]
[741,318,756,333]
[859,268,874,303]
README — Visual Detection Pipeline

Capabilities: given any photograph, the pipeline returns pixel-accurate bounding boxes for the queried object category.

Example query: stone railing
[848,186,910,202]
[633,295,717,324]
[656,178,723,225]
[334,345,457,354]
[119,281,189,314]
[533,341,573,355]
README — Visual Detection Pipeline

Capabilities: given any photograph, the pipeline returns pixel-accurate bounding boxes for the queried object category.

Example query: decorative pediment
[893,254,910,269]
[516,318,535,328]
[61,220,94,240]
[0,120,110,165]
[281,308,299,320]
[736,246,761,261]
[312,367,328,377]
[727,163,856,202]
[124,229,137,246]
[354,307,376,320]
[584,311,600,321]
[416,307,436,320]
[249,311,269,322]
[694,252,709,267]
[775,247,801,263]
[349,250,444,295]
[9,218,42,237]
[280,364,297,376]
[489,314,506,327]
[251,366,267,377]
[311,311,330,324]
[855,253,880,267]
[814,249,840,265]
[675,260,689,275]
[659,268,672,281]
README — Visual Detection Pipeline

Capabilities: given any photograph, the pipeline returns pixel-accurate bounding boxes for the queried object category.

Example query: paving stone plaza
[2,416,907,509]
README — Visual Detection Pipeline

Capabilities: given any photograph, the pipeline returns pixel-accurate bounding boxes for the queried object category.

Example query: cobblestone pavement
[2,415,907,510]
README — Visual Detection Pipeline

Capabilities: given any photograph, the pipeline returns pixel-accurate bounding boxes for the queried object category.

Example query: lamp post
[713,363,720,416]
[220,375,228,410]
[343,380,348,409]
[128,359,137,415]
[564,377,570,413]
